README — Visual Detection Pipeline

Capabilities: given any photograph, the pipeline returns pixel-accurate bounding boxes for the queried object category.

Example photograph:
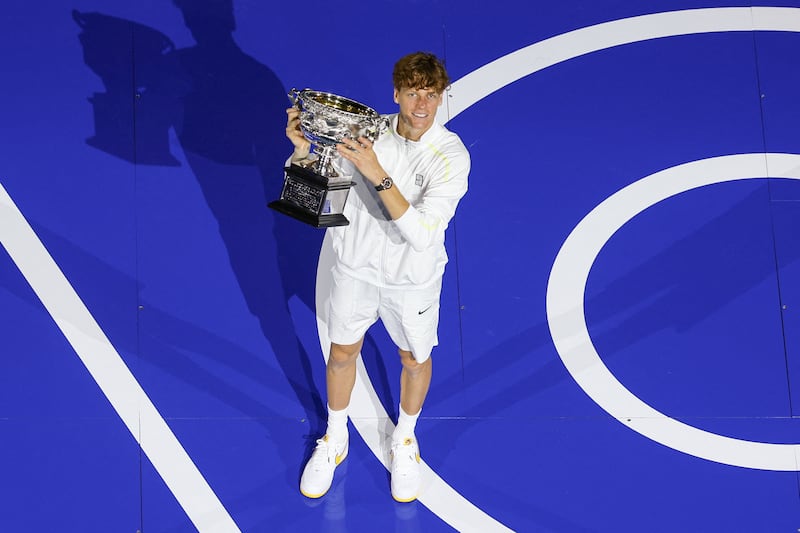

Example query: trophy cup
[269,88,389,227]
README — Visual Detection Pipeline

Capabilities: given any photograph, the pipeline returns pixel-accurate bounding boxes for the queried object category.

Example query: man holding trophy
[285,52,470,502]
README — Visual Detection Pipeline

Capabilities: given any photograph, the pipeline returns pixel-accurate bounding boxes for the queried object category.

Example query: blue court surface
[1,1,800,532]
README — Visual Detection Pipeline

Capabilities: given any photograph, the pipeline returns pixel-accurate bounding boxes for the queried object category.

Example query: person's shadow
[73,0,328,477]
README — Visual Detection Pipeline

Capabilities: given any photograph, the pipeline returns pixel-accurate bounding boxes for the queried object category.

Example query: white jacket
[330,114,470,288]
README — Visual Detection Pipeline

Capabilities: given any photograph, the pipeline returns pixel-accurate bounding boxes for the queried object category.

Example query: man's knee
[329,340,362,367]
[399,349,431,374]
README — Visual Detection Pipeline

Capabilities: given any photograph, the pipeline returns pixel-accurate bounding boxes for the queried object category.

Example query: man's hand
[338,136,409,220]
[286,107,310,161]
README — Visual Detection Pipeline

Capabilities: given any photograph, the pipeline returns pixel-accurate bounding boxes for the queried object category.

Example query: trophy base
[268,164,353,228]
[268,199,350,228]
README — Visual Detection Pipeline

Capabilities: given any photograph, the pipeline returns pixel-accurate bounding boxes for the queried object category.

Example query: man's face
[394,86,443,139]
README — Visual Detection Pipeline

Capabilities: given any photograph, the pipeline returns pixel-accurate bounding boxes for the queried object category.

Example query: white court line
[0,183,240,533]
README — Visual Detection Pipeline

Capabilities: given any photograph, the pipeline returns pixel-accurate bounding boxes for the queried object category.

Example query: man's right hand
[286,107,310,161]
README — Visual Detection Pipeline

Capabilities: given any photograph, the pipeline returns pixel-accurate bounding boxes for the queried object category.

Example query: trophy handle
[366,116,390,141]
[288,88,301,107]
[378,116,390,135]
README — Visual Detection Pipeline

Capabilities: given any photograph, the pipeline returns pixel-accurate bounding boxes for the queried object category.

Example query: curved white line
[546,153,800,470]
[446,7,800,121]
[318,5,800,529]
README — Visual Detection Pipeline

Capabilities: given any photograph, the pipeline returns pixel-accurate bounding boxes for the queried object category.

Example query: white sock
[326,405,349,445]
[393,405,420,443]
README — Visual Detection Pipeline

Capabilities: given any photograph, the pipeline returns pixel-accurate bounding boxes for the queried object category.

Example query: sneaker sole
[392,493,418,503]
[300,487,328,499]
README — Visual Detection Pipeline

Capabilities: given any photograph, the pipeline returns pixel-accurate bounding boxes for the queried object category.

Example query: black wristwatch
[375,176,393,191]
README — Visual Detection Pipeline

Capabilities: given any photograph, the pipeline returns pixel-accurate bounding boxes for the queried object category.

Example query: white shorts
[327,266,442,363]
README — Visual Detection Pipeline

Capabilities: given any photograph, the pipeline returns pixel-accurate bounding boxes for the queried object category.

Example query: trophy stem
[314,146,339,178]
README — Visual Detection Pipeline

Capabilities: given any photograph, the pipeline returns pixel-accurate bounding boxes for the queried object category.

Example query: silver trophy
[269,88,389,227]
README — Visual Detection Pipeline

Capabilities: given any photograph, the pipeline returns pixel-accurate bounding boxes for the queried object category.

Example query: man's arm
[391,153,469,252]
[337,136,469,252]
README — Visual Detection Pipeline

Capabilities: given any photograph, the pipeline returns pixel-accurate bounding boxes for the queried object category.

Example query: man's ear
[393,88,399,104]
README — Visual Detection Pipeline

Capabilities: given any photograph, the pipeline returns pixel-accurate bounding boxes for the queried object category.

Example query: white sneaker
[390,437,421,502]
[300,434,348,498]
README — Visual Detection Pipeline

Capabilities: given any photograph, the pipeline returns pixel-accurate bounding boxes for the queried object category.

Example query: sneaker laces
[310,436,341,470]
[391,438,419,476]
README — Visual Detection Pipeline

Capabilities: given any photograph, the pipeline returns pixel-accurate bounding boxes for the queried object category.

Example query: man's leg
[391,349,431,502]
[327,339,364,411]
[300,339,363,499]
[398,349,432,416]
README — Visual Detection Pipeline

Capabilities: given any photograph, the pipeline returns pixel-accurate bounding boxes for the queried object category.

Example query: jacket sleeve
[393,146,470,252]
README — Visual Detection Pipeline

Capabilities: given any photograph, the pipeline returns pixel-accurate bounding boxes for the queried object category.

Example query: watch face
[376,177,393,191]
